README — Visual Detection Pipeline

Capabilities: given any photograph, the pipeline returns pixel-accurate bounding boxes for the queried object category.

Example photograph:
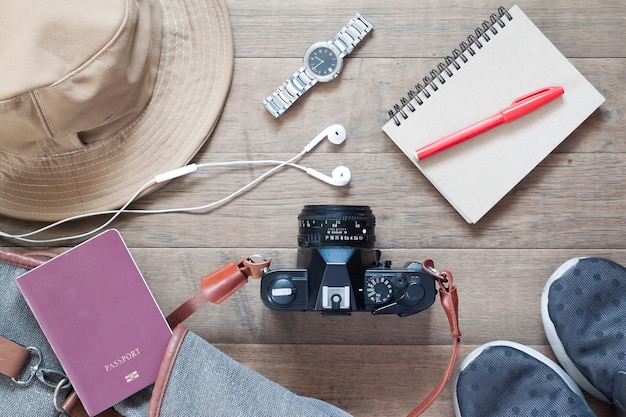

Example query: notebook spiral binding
[387,6,513,126]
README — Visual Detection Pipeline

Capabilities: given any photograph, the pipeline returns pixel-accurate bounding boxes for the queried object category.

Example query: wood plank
[227,1,625,59]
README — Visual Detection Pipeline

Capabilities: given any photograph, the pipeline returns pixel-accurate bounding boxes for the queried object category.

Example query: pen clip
[502,86,564,122]
[511,86,564,105]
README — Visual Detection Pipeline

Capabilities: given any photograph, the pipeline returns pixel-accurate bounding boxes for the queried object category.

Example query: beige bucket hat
[0,0,234,221]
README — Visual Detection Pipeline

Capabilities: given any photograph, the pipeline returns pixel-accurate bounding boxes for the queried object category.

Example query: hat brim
[0,0,234,222]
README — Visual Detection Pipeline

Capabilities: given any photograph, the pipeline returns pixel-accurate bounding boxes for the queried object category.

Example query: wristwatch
[263,13,373,118]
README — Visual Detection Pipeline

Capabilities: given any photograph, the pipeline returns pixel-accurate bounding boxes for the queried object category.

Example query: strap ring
[53,378,71,412]
[11,346,42,386]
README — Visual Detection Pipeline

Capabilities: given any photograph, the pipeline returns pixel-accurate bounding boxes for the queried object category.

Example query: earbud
[303,124,347,152]
[305,165,351,187]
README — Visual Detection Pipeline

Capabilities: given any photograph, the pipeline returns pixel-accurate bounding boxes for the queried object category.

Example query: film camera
[260,205,437,316]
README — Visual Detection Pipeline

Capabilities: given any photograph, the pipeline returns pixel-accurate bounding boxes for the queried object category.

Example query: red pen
[414,86,565,161]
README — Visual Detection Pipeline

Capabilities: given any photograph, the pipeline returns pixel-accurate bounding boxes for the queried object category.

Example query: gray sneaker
[542,257,626,414]
[453,340,596,416]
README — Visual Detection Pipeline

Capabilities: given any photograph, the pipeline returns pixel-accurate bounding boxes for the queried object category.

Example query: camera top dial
[365,275,393,304]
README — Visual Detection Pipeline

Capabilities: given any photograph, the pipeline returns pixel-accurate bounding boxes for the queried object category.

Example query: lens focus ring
[297,205,376,248]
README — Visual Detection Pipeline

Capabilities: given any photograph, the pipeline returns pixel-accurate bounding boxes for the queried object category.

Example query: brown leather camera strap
[405,259,461,417]
[165,256,271,328]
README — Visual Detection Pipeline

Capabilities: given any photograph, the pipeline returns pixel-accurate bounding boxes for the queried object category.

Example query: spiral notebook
[382,5,605,223]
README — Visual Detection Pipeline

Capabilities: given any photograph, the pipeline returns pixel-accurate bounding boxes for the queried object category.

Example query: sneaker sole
[541,257,611,403]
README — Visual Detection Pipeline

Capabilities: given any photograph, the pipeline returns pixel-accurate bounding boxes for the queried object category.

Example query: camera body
[259,205,437,317]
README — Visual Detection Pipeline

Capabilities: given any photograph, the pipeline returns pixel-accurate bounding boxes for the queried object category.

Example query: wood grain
[1,0,624,416]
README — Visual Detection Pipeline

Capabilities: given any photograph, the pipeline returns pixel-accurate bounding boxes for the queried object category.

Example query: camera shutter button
[269,277,297,306]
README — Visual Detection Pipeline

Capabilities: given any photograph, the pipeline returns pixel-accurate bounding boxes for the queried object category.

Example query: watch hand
[312,60,324,70]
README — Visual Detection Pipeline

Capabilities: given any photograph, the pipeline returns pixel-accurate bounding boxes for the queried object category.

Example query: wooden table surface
[1,1,624,416]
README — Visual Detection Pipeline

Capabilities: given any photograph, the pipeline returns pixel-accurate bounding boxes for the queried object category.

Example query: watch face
[307,46,339,78]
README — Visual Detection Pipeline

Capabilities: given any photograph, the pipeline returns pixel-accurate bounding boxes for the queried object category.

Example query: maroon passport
[16,229,172,416]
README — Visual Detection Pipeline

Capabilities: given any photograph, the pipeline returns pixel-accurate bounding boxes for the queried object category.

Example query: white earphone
[303,124,347,151]
[304,165,351,187]
[300,125,351,186]
[0,124,351,243]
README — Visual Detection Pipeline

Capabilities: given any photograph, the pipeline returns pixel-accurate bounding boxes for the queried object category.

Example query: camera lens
[297,205,376,248]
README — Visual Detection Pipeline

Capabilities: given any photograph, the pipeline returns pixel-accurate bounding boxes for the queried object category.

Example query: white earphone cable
[0,152,311,243]
[126,151,307,215]
[0,124,349,244]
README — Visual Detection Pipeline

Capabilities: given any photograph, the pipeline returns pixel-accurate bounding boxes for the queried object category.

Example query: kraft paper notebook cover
[383,5,605,223]
[16,229,172,416]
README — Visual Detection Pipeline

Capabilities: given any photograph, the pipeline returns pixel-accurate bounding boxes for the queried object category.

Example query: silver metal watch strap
[263,64,318,118]
[264,13,373,118]
[329,12,373,59]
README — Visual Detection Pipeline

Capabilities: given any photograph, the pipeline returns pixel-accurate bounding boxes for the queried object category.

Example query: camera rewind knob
[268,277,298,306]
